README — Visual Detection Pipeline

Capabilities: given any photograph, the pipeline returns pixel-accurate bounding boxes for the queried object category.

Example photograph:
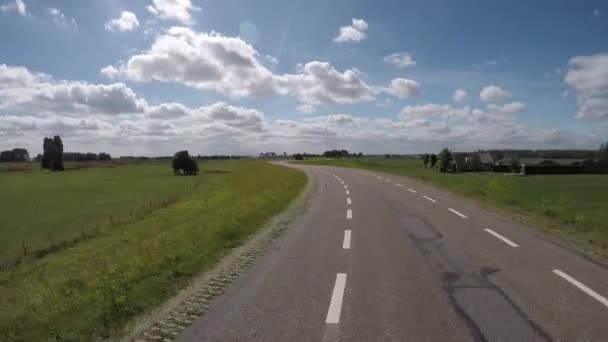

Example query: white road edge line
[346,209,352,219]
[448,208,468,218]
[343,230,351,249]
[326,273,347,324]
[345,190,350,195]
[484,229,519,247]
[553,269,608,309]
[395,183,403,187]
[423,195,436,203]
[408,189,417,193]
[347,197,352,205]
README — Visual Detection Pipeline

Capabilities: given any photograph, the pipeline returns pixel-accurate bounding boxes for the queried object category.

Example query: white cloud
[565,53,608,120]
[0,64,147,115]
[383,52,416,68]
[147,0,199,25]
[325,114,356,125]
[479,85,511,102]
[452,89,467,102]
[105,11,139,32]
[146,102,191,118]
[47,7,77,28]
[386,78,421,98]
[333,18,368,43]
[104,28,379,108]
[1,0,26,16]
[592,9,600,18]
[487,101,526,114]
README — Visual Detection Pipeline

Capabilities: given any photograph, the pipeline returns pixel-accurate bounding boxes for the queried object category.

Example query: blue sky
[0,0,607,155]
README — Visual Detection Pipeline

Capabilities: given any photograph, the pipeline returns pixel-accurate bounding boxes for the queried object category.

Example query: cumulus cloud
[383,52,416,68]
[47,7,77,28]
[147,0,199,25]
[0,64,148,115]
[333,18,368,43]
[479,85,511,102]
[487,101,526,114]
[103,28,379,108]
[453,89,467,102]
[1,0,26,16]
[325,114,356,125]
[105,11,139,32]
[565,53,608,120]
[386,78,421,98]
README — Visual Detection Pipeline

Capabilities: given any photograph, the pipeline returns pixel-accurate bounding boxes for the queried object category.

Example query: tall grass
[0,161,306,341]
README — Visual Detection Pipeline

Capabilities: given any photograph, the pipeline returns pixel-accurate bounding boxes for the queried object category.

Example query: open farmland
[0,160,306,341]
[296,158,608,255]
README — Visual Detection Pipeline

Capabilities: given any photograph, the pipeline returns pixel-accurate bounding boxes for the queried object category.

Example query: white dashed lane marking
[448,208,468,218]
[385,179,392,183]
[423,195,437,203]
[326,273,347,324]
[553,270,608,309]
[395,183,403,187]
[484,229,519,247]
[342,230,351,249]
[408,189,417,193]
[347,197,352,205]
[345,190,350,195]
[346,209,352,219]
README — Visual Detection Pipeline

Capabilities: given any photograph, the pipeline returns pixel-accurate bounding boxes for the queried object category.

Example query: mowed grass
[0,163,201,266]
[296,158,608,255]
[0,160,306,341]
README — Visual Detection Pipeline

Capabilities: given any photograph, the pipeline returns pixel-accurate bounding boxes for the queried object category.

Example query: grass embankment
[0,160,306,341]
[296,158,608,256]
[0,163,201,266]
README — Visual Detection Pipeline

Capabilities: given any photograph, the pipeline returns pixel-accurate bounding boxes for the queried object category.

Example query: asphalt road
[177,163,608,341]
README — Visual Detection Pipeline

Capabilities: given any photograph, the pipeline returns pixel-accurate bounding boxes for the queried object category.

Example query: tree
[41,136,64,171]
[422,153,430,168]
[510,156,521,174]
[99,152,112,161]
[294,153,304,160]
[599,142,608,163]
[172,150,199,175]
[12,148,29,162]
[430,154,438,168]
[357,152,363,157]
[438,147,453,173]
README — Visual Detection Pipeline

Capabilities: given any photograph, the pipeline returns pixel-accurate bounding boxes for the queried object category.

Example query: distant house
[493,157,590,174]
[259,152,277,159]
[450,152,494,172]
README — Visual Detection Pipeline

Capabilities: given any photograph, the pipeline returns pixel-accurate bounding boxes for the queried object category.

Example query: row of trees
[599,142,608,163]
[61,152,111,162]
[0,148,29,162]
[322,150,364,158]
[421,153,438,168]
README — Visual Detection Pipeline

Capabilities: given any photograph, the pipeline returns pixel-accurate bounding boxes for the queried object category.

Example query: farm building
[450,152,495,172]
[493,157,591,174]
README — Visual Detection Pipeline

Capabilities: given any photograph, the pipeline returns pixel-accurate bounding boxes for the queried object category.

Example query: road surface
[177,163,608,341]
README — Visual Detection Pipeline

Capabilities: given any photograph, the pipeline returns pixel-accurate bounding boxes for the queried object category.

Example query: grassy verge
[0,160,306,341]
[295,158,608,257]
[0,162,201,267]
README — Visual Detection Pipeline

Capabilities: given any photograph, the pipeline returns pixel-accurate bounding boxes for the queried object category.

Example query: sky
[0,0,607,156]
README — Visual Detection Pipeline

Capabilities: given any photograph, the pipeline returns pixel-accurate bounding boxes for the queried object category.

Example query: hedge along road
[176,162,608,341]
[0,160,306,341]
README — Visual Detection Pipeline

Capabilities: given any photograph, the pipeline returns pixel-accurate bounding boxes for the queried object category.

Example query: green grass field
[296,158,608,255]
[0,160,306,341]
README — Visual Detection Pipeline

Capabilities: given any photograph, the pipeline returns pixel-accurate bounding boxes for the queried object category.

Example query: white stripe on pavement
[423,195,436,203]
[385,179,392,183]
[448,208,468,218]
[347,197,352,205]
[377,176,383,180]
[346,209,352,219]
[408,189,417,193]
[553,270,608,309]
[344,185,348,189]
[395,183,403,187]
[346,190,350,195]
[326,273,347,324]
[484,229,519,247]
[343,230,351,249]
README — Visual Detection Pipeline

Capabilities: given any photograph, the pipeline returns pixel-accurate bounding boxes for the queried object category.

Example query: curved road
[177,163,608,341]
